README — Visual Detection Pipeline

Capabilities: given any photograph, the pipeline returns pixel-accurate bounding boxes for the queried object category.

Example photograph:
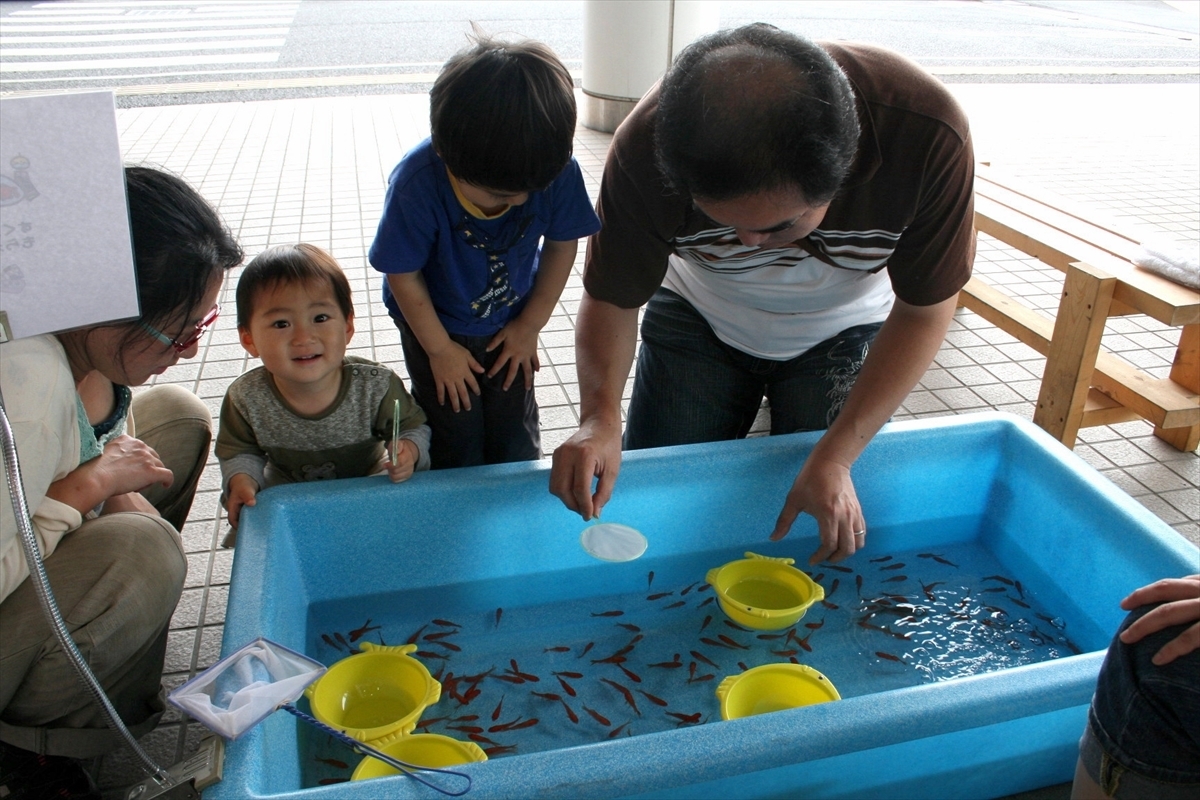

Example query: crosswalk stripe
[0,19,295,32]
[2,39,285,56]
[0,0,296,77]
[22,1,296,6]
[0,28,290,42]
[1,53,281,72]
[8,11,295,22]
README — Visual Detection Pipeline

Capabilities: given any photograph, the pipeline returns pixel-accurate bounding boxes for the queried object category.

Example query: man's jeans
[625,288,882,449]
[1079,601,1200,799]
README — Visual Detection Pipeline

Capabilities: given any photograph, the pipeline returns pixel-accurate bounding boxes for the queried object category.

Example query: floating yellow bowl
[351,733,487,781]
[304,642,441,744]
[716,663,841,720]
[705,552,824,630]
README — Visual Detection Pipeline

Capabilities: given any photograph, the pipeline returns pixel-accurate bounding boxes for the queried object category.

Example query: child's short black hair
[431,35,576,193]
[236,243,353,328]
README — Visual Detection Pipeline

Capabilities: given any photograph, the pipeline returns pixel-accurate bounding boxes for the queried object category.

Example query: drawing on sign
[0,156,39,206]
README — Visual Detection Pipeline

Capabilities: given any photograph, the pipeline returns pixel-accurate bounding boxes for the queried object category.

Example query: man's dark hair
[655,23,860,204]
[236,243,354,328]
[118,165,242,353]
[430,35,576,193]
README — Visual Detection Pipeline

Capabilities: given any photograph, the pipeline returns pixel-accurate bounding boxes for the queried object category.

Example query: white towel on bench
[1134,238,1200,291]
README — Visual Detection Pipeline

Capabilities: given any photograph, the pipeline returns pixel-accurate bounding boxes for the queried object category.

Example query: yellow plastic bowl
[716,663,841,719]
[304,642,441,744]
[351,733,487,781]
[705,552,824,630]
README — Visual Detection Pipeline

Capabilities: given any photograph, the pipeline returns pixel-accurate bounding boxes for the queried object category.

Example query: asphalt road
[0,0,1197,107]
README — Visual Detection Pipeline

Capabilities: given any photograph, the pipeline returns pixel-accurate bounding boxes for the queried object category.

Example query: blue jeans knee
[1080,602,1200,798]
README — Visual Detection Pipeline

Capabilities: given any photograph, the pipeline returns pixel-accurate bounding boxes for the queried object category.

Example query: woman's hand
[92,434,174,495]
[47,434,174,515]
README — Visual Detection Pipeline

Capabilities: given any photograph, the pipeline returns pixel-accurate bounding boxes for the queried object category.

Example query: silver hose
[0,395,172,786]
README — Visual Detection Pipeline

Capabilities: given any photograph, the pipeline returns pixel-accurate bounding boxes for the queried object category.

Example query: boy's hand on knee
[386,440,419,483]
[486,321,541,391]
[225,473,260,529]
[428,341,483,411]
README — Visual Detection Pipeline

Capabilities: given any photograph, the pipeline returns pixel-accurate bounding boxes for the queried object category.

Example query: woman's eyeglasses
[140,304,219,353]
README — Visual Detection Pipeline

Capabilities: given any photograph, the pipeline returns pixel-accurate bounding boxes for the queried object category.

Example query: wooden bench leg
[1033,262,1116,448]
[1154,323,1199,452]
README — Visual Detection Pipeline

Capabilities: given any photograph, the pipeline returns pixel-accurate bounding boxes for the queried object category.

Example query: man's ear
[239,326,259,358]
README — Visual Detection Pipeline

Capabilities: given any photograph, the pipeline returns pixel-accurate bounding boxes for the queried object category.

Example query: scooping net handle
[280,704,472,796]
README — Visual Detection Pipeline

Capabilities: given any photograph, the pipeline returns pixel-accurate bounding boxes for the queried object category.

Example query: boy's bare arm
[487,238,578,390]
[387,271,483,411]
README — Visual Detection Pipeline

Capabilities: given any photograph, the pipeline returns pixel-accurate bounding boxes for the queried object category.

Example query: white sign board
[0,91,138,342]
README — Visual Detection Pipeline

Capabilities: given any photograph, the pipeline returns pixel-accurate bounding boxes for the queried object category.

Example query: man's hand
[428,340,484,411]
[225,473,260,529]
[486,318,541,391]
[386,439,419,483]
[1119,575,1200,665]
[770,454,866,564]
[550,416,623,520]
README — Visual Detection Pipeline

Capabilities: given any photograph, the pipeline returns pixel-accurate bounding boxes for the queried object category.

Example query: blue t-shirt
[369,138,601,337]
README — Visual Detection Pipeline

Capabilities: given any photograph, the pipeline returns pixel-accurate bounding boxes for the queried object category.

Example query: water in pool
[301,538,1080,787]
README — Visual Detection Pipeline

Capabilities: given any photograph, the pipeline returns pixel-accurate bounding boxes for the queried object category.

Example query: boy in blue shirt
[369,37,601,468]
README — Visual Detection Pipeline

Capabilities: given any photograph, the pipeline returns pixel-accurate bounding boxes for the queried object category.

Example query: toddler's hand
[487,320,541,391]
[387,439,418,483]
[225,473,260,529]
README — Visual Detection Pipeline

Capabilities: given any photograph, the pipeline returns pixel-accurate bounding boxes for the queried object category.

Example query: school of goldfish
[306,545,1079,786]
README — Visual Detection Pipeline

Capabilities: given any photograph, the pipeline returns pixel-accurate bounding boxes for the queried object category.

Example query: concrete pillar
[581,0,719,133]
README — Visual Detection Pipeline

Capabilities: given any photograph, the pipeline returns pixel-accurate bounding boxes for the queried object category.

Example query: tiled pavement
[95,83,1199,791]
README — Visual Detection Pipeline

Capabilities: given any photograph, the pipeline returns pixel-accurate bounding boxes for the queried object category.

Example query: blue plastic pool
[210,413,1198,799]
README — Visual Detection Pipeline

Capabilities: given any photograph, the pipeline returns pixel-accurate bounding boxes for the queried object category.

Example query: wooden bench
[960,164,1200,451]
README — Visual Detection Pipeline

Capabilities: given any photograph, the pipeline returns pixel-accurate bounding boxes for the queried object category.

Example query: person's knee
[131,384,212,442]
[65,515,186,633]
[1086,603,1200,794]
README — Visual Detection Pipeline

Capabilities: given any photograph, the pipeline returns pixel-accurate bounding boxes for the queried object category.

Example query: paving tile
[1125,463,1194,494]
[1159,488,1200,520]
[179,521,217,554]
[184,552,211,589]
[211,549,235,586]
[197,625,226,673]
[164,629,199,675]
[204,585,230,627]
[171,588,205,629]
[1136,494,1189,526]
[1072,444,1116,472]
[1090,439,1159,469]
[1171,521,1200,548]
[972,383,1026,407]
[97,724,183,790]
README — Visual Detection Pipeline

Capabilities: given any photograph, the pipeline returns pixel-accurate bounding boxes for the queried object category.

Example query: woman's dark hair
[430,35,576,193]
[655,23,861,204]
[119,165,242,349]
[236,243,353,328]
